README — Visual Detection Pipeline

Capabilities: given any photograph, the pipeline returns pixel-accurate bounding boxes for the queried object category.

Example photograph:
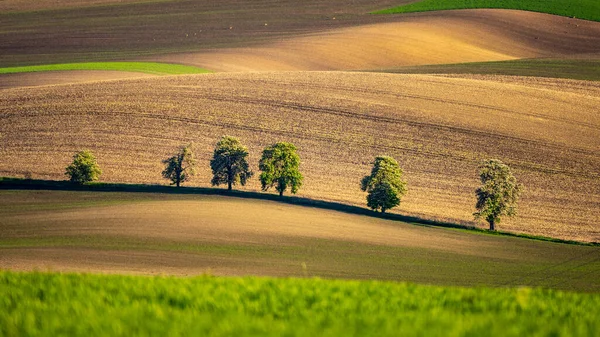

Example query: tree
[361,156,407,213]
[210,136,253,191]
[162,144,196,187]
[259,142,303,196]
[65,150,102,184]
[474,159,522,231]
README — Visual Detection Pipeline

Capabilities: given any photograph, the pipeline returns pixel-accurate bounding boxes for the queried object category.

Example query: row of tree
[65,136,522,231]
[161,137,303,196]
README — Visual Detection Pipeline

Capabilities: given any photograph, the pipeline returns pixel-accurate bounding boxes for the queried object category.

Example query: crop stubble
[0,72,599,242]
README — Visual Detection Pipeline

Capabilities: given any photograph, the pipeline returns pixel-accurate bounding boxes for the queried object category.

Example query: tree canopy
[210,136,253,191]
[474,159,522,231]
[65,150,102,184]
[162,144,196,187]
[259,142,303,196]
[361,156,407,213]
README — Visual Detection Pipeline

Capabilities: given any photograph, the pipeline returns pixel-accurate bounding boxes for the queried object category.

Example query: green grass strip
[0,62,210,75]
[1,271,599,336]
[373,0,600,22]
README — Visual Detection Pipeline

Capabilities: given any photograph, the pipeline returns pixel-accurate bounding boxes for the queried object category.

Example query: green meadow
[0,62,210,75]
[374,0,600,22]
[1,271,599,337]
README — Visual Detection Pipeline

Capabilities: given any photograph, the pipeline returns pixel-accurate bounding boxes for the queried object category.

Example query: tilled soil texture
[1,72,599,242]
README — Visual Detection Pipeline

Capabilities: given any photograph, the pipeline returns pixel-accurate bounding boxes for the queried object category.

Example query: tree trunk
[176,180,180,188]
[279,190,284,197]
[381,208,386,214]
[227,166,233,191]
[489,219,495,231]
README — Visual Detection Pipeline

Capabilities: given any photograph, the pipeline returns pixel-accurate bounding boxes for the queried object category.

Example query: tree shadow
[1,177,596,246]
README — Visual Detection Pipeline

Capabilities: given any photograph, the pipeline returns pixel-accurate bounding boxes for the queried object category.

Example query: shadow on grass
[1,177,597,246]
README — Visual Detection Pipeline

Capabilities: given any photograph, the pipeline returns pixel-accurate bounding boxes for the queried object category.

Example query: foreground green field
[377,59,600,81]
[374,0,600,22]
[0,62,209,75]
[1,189,598,292]
[1,271,599,336]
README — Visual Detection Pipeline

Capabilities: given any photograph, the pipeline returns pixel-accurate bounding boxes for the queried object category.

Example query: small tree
[361,156,407,213]
[259,142,303,196]
[210,136,253,191]
[162,144,196,187]
[474,159,522,231]
[65,150,102,184]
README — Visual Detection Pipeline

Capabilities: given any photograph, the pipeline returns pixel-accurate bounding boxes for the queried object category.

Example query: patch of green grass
[1,271,599,336]
[0,62,210,75]
[373,0,600,22]
[373,59,600,81]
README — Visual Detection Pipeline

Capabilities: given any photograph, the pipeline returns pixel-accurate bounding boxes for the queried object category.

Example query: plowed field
[1,72,598,242]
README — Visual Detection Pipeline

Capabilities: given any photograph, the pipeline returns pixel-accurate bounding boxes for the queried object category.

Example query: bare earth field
[1,191,598,291]
[153,10,600,72]
[1,72,598,242]
[0,70,155,90]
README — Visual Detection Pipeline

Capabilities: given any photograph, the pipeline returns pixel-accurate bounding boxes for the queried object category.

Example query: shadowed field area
[1,190,598,292]
[1,72,599,242]
[376,59,600,81]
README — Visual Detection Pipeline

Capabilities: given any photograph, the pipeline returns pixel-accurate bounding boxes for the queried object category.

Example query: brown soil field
[1,191,598,290]
[0,0,168,12]
[0,70,155,90]
[153,10,600,72]
[1,72,598,242]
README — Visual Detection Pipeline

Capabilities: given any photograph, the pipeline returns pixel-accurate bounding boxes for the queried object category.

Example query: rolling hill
[1,72,598,242]
[1,190,598,292]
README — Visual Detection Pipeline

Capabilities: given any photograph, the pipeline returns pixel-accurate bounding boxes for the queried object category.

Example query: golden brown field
[153,10,600,71]
[1,72,598,242]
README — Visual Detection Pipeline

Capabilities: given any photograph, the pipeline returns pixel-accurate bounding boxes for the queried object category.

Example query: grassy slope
[0,62,209,75]
[374,0,600,22]
[1,189,598,292]
[373,59,600,81]
[1,271,599,336]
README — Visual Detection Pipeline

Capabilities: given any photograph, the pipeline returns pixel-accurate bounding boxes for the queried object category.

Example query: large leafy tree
[162,144,196,187]
[474,159,522,231]
[210,136,253,191]
[259,142,303,196]
[361,156,407,213]
[65,150,102,184]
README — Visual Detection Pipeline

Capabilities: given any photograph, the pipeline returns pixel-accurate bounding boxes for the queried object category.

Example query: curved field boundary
[374,0,600,22]
[1,177,596,246]
[0,62,210,75]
